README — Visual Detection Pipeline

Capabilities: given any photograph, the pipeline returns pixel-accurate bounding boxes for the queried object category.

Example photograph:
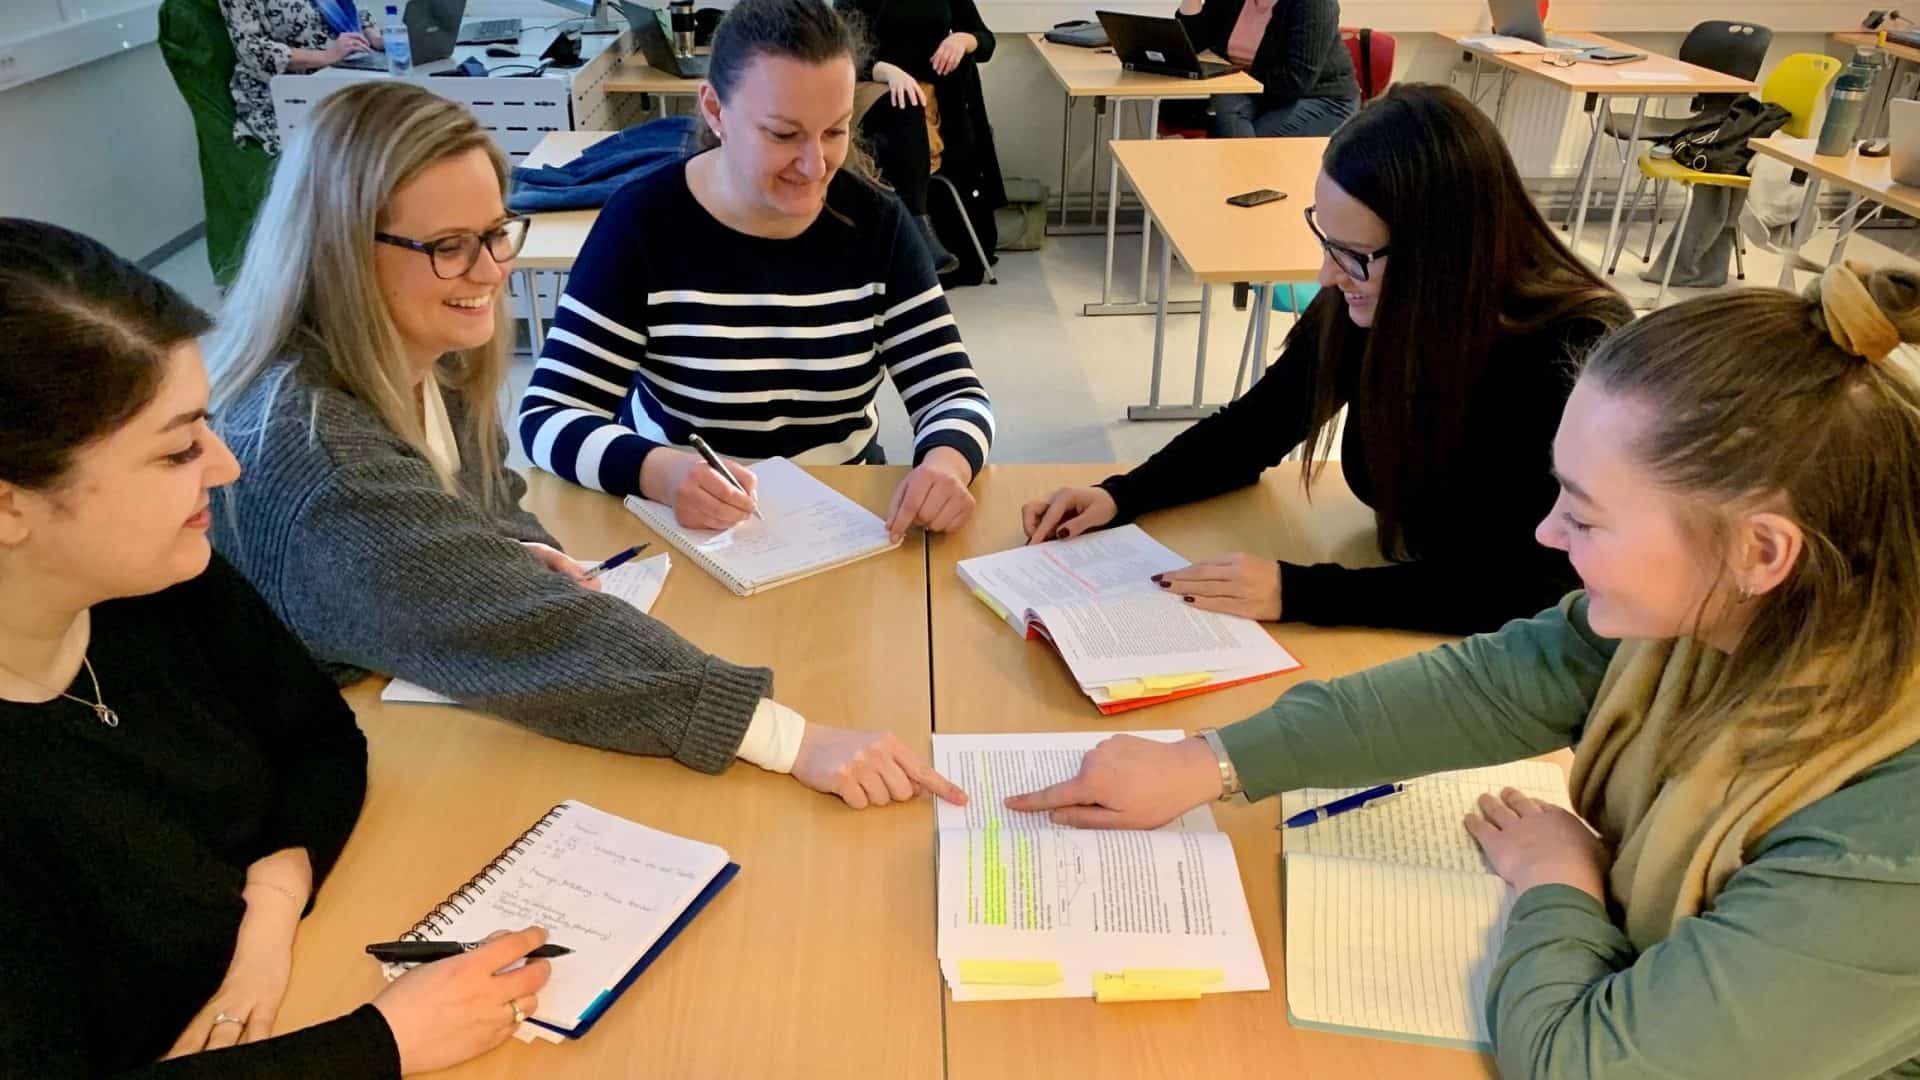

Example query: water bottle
[1815,48,1880,156]
[384,4,413,75]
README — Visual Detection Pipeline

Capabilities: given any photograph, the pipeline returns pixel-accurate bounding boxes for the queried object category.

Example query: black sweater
[0,556,398,1077]
[843,0,997,82]
[1175,0,1355,104]
[1099,311,1619,636]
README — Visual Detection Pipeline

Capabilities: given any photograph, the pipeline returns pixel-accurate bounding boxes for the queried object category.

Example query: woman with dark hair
[838,0,1005,278]
[0,218,552,1076]
[1023,84,1632,635]
[521,0,995,542]
[1174,0,1357,138]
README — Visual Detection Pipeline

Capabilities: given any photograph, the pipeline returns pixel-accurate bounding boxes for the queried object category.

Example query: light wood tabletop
[1027,33,1262,99]
[1110,137,1325,283]
[1833,29,1918,65]
[929,463,1496,1080]
[273,467,947,1079]
[1748,135,1920,219]
[603,51,706,95]
[514,129,615,271]
[1438,30,1757,95]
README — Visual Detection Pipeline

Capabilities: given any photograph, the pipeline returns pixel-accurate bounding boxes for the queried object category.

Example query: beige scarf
[1570,637,1920,950]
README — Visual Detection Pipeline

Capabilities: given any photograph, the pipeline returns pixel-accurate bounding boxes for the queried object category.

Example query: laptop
[457,17,521,45]
[1095,10,1234,80]
[1891,98,1920,187]
[336,0,467,69]
[621,2,708,77]
[1485,0,1595,51]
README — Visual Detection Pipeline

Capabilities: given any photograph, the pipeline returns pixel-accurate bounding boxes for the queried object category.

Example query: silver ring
[509,1000,526,1024]
[212,1012,245,1028]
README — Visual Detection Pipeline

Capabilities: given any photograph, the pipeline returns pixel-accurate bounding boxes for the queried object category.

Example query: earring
[1737,583,1753,601]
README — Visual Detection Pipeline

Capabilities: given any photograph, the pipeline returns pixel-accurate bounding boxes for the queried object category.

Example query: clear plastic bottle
[384,4,412,75]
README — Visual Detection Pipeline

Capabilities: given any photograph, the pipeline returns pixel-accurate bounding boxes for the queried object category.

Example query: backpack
[1657,95,1794,175]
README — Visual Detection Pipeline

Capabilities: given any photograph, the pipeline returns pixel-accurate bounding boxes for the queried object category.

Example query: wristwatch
[1196,727,1242,801]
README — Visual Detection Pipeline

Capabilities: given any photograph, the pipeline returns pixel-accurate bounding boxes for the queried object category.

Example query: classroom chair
[1567,21,1774,241]
[1605,52,1843,308]
[929,174,998,285]
[1342,28,1396,103]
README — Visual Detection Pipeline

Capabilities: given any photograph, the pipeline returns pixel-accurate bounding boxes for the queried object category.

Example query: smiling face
[372,147,512,375]
[1311,173,1390,328]
[0,341,239,603]
[698,52,856,225]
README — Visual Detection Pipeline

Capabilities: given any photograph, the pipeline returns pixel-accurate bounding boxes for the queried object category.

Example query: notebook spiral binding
[622,495,750,594]
[398,802,573,942]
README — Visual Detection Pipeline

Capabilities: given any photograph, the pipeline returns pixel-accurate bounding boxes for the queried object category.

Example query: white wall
[0,40,203,264]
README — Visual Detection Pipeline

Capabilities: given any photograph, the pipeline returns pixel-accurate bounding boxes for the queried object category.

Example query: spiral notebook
[382,800,739,1039]
[620,456,900,596]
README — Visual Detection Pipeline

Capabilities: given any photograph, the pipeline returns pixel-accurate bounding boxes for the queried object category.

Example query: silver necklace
[1,654,119,727]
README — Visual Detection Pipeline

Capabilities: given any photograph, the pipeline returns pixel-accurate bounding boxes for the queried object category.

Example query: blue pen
[581,542,650,580]
[1282,782,1407,829]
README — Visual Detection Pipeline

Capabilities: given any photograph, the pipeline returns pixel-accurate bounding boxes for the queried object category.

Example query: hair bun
[1808,261,1920,363]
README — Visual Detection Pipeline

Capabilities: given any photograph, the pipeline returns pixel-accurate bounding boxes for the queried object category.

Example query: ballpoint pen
[581,542,650,580]
[687,433,764,521]
[1282,783,1407,829]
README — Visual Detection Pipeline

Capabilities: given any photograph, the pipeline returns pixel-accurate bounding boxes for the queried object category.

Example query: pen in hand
[581,542,650,580]
[687,433,764,521]
[365,940,574,963]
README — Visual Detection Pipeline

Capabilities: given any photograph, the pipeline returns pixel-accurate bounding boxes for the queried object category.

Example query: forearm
[1280,547,1579,635]
[285,48,335,73]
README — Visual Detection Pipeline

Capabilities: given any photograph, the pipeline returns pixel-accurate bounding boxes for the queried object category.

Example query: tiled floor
[154,197,1917,470]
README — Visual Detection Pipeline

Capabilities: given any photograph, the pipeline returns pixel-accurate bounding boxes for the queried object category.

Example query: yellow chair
[1605,52,1843,307]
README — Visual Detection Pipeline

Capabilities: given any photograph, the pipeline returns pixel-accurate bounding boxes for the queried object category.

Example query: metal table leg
[1569,93,1611,254]
[1054,92,1072,232]
[518,268,545,353]
[1099,98,1122,303]
[1085,98,1200,317]
[1599,96,1647,276]
[1777,178,1824,291]
[1135,98,1162,304]
[1492,69,1515,131]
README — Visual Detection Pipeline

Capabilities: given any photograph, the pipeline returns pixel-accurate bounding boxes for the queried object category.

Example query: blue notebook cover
[532,861,741,1039]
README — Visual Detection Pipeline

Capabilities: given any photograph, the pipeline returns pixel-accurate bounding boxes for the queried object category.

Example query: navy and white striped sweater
[519,158,995,494]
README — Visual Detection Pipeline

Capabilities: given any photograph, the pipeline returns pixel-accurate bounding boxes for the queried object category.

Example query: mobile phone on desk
[1226,188,1287,208]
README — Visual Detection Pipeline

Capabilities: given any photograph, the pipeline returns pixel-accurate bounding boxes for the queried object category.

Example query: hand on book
[521,542,603,592]
[1020,485,1117,545]
[792,724,970,809]
[1464,787,1610,902]
[374,926,555,1075]
[642,448,760,530]
[1152,554,1281,621]
[886,447,976,541]
[1002,733,1219,828]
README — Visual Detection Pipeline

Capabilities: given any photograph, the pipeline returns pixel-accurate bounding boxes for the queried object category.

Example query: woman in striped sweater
[519,0,995,541]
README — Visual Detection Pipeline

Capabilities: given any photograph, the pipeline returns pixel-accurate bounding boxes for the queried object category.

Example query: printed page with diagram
[933,732,1269,1001]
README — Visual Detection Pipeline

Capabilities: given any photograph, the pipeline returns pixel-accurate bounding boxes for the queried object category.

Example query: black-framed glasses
[1304,205,1389,282]
[374,216,530,280]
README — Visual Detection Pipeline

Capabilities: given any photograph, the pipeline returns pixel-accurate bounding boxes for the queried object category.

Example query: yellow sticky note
[970,588,1010,620]
[1102,680,1148,701]
[1140,672,1211,692]
[1093,973,1202,1003]
[957,959,1063,986]
[1121,968,1224,988]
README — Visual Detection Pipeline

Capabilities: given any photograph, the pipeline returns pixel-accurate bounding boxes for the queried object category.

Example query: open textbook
[1282,759,1574,1049]
[623,457,899,596]
[934,731,1270,1002]
[382,553,671,706]
[956,525,1300,712]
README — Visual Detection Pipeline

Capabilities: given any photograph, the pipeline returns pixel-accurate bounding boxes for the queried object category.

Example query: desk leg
[1149,226,1170,407]
[1777,177,1824,291]
[1492,69,1515,131]
[1830,192,1869,266]
[1089,96,1104,230]
[519,269,545,354]
[1599,96,1646,276]
[1569,93,1609,255]
[1135,98,1162,305]
[1056,93,1072,232]
[1469,55,1483,104]
[1188,282,1212,407]
[1086,98,1200,317]
[1100,99,1121,302]
[1249,284,1271,383]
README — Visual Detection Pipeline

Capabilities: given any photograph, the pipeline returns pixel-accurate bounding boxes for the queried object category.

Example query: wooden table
[511,129,615,353]
[929,463,1486,1080]
[602,52,705,98]
[1109,137,1325,421]
[1748,135,1920,288]
[274,467,946,1079]
[1027,34,1263,317]
[1440,30,1756,262]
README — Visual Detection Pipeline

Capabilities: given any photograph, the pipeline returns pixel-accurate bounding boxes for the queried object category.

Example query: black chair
[1565,21,1773,238]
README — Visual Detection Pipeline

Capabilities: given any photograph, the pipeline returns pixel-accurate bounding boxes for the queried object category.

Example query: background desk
[1748,135,1920,288]
[274,467,945,1079]
[510,128,614,351]
[1109,137,1325,421]
[1027,34,1262,316]
[1441,31,1755,262]
[928,463,1483,1080]
[1833,30,1916,140]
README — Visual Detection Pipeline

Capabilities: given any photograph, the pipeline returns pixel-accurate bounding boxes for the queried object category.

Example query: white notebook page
[1281,760,1571,875]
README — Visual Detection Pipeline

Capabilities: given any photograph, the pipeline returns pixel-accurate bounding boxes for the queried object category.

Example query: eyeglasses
[1304,205,1389,283]
[374,216,530,280]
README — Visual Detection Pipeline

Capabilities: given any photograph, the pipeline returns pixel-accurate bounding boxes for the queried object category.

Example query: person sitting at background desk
[1023,85,1631,636]
[521,0,996,542]
[1172,0,1356,137]
[0,217,553,1077]
[208,82,961,811]
[1010,265,1920,1078]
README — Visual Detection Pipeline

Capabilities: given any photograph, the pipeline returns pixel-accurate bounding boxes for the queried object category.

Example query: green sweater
[1219,596,1920,1079]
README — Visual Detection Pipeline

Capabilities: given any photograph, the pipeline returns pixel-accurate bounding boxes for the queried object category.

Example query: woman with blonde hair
[1012,264,1920,1076]
[210,81,964,811]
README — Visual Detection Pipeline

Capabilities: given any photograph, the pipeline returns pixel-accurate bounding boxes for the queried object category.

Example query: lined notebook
[622,457,900,596]
[382,800,738,1039]
[1281,760,1573,1050]
[956,526,1300,712]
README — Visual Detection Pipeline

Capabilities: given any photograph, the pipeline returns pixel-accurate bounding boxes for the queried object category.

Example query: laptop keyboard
[458,18,522,44]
